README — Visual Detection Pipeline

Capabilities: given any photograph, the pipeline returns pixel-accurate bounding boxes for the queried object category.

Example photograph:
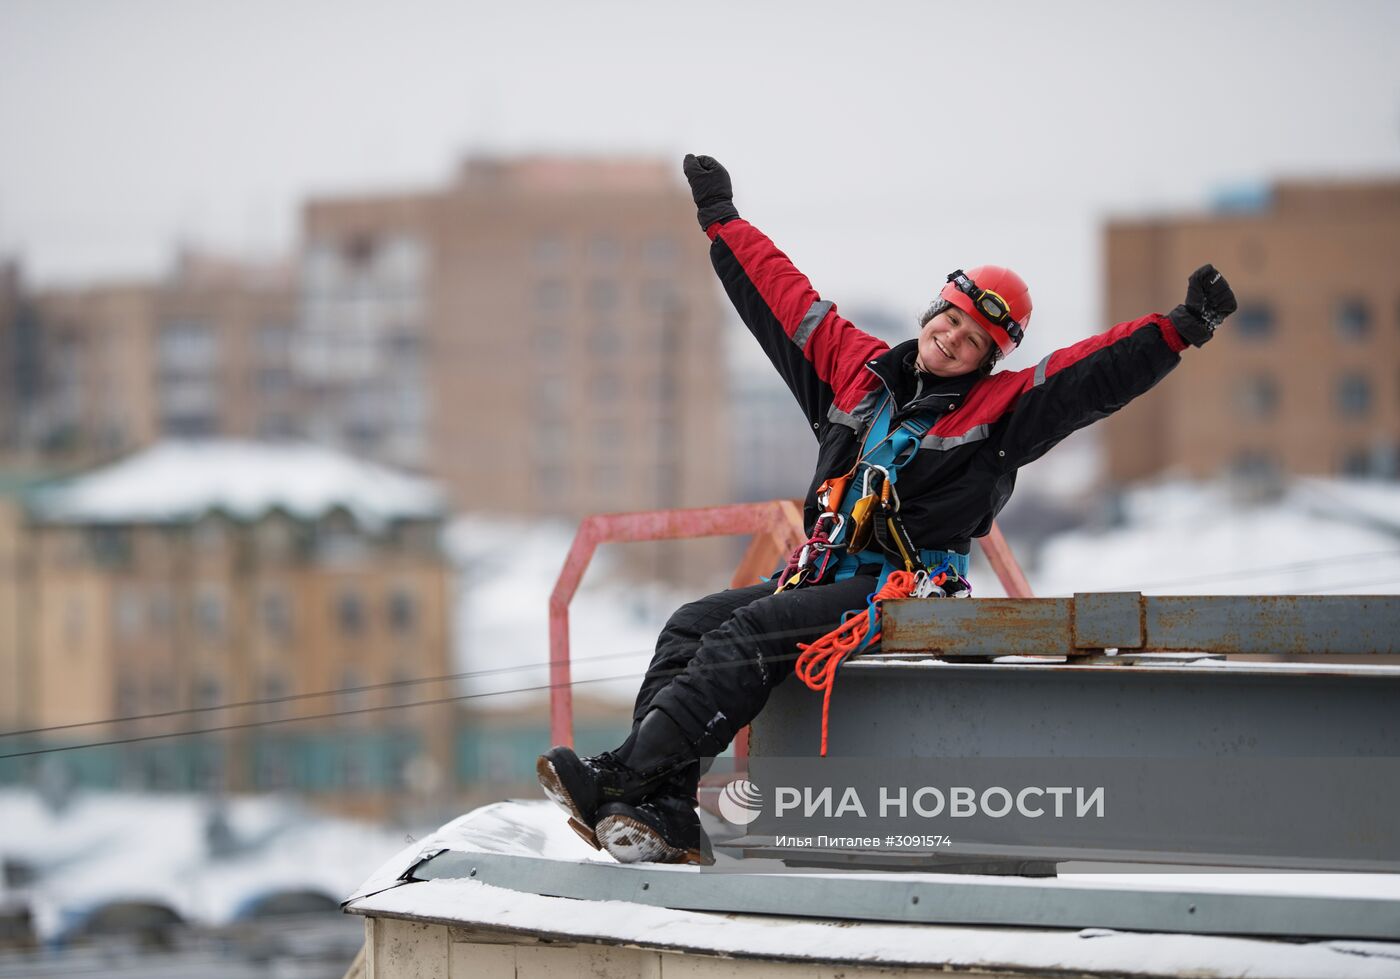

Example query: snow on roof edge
[26,439,448,531]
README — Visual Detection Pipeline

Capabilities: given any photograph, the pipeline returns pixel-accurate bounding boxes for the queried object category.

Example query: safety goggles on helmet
[946,270,1025,347]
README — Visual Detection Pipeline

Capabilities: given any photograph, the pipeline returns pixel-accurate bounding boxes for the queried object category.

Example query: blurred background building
[0,442,454,820]
[1102,178,1400,486]
[3,158,731,526]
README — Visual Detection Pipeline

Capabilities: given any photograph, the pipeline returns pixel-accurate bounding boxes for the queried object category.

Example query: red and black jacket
[707,217,1191,554]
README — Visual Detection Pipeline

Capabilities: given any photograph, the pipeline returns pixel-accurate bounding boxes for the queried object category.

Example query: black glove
[1168,264,1238,347]
[683,153,740,230]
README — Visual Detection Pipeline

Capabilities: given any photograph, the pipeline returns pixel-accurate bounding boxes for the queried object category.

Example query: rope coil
[794,570,922,756]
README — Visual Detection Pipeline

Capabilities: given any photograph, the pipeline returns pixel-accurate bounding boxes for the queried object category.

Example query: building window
[640,280,678,313]
[532,235,566,265]
[534,279,567,313]
[643,236,677,265]
[534,464,565,501]
[591,460,624,495]
[390,669,416,707]
[316,513,367,562]
[343,233,377,268]
[338,668,365,711]
[88,527,132,567]
[158,319,219,371]
[194,675,223,708]
[149,588,174,630]
[588,235,621,265]
[1233,304,1274,339]
[1336,373,1372,418]
[255,516,296,558]
[259,674,288,720]
[587,279,620,313]
[196,588,226,642]
[256,367,293,395]
[257,324,293,362]
[193,517,230,555]
[532,324,566,355]
[257,415,299,439]
[115,585,144,640]
[1335,299,1370,340]
[591,371,622,402]
[1234,374,1278,419]
[257,750,292,790]
[1229,449,1278,482]
[589,323,623,357]
[260,590,293,641]
[116,676,139,716]
[388,589,417,635]
[1340,448,1371,477]
[336,591,365,636]
[150,678,175,710]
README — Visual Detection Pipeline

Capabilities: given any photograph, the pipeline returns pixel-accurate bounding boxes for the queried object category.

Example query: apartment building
[303,157,732,522]
[1102,179,1400,484]
[0,442,453,817]
[18,253,299,464]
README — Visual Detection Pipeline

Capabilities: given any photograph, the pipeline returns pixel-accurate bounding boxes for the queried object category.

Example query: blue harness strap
[830,394,971,583]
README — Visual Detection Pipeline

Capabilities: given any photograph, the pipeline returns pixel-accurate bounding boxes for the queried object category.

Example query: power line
[8,560,1396,751]
[0,629,830,761]
[1295,574,1400,594]
[0,646,652,739]
[0,622,826,743]
[0,672,643,761]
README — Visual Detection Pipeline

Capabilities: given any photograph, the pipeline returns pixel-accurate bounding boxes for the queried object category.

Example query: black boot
[595,795,716,866]
[537,709,695,847]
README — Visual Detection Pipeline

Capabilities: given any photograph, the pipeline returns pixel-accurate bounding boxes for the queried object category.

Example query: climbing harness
[774,391,966,594]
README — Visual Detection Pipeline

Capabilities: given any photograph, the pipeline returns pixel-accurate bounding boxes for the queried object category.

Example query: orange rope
[794,570,921,756]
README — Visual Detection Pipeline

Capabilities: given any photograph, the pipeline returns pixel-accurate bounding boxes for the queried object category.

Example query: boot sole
[596,812,715,866]
[567,816,601,851]
[536,755,601,850]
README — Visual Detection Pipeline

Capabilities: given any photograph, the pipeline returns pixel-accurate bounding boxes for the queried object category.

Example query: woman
[538,154,1238,865]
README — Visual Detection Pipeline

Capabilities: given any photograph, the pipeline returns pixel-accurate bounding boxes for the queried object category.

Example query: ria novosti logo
[717,778,763,825]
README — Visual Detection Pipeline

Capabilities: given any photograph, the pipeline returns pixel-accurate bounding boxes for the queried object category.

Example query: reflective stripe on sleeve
[920,424,990,451]
[792,299,834,352]
[1034,354,1052,388]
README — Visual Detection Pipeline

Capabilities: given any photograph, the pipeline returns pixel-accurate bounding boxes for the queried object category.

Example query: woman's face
[916,307,995,377]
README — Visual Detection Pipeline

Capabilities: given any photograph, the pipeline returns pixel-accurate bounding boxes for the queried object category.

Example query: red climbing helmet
[939,265,1032,356]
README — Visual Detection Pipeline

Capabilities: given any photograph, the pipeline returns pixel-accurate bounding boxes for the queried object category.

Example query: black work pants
[630,574,881,756]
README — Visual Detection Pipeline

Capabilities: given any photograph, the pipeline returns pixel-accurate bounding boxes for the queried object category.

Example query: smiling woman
[915,265,1032,378]
[533,153,1242,867]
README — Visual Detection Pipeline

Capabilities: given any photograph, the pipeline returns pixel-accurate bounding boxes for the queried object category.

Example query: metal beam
[881,593,1400,656]
[404,850,1400,941]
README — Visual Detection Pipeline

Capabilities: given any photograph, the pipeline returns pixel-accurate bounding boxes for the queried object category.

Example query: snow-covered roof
[1021,477,1400,598]
[346,800,1400,978]
[27,440,447,531]
[0,788,410,942]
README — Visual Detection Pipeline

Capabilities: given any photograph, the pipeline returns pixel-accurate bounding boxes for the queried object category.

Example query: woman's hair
[918,300,1002,376]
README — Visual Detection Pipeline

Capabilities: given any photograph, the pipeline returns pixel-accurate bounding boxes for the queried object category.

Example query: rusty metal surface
[1073,591,1144,649]
[883,593,1400,658]
[881,598,1073,655]
[1146,595,1400,655]
[845,657,1400,678]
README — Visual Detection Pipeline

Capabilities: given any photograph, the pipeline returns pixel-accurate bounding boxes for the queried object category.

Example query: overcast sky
[2,0,1398,364]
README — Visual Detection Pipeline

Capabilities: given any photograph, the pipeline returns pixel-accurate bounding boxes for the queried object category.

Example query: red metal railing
[548,503,1032,749]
